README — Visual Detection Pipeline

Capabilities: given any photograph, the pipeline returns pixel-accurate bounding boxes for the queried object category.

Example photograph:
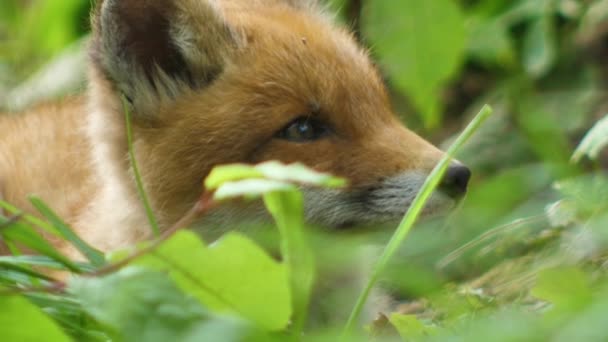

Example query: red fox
[0,0,470,257]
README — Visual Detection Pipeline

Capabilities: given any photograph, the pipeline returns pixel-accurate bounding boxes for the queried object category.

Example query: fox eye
[276,116,330,142]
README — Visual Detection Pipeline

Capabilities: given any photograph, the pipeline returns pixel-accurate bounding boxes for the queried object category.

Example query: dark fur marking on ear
[114,2,191,84]
[92,0,195,91]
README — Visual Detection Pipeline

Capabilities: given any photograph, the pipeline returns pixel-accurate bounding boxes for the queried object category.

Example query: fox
[0,0,470,302]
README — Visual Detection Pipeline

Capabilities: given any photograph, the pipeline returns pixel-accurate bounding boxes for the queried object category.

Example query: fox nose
[439,163,471,199]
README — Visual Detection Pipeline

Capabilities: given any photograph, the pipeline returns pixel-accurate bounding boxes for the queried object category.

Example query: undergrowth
[0,103,491,341]
[3,106,608,341]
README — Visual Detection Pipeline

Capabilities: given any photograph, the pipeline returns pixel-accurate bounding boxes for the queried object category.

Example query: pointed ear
[91,0,239,114]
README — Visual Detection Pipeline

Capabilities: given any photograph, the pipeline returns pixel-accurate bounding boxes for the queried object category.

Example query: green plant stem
[263,190,314,336]
[87,193,215,277]
[341,105,493,338]
[122,95,160,237]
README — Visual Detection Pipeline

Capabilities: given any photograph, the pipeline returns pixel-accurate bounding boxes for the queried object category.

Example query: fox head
[88,0,471,230]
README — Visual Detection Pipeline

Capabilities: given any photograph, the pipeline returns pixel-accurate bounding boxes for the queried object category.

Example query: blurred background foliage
[1,0,608,341]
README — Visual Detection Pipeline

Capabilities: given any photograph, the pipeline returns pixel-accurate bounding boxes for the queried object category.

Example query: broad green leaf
[466,15,516,67]
[362,0,466,128]
[531,267,592,314]
[0,294,71,342]
[17,0,89,58]
[134,231,291,331]
[29,196,105,267]
[522,16,556,78]
[70,267,256,342]
[430,310,547,342]
[264,190,314,333]
[537,70,598,134]
[514,87,572,168]
[389,313,436,340]
[552,287,608,342]
[572,115,608,162]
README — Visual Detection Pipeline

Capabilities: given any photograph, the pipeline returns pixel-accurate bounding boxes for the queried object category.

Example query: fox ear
[91,0,239,113]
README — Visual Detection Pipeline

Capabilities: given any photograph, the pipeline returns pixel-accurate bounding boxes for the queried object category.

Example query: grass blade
[0,262,56,282]
[29,196,105,267]
[0,200,61,237]
[122,95,160,237]
[1,221,83,273]
[0,255,94,271]
[341,105,493,337]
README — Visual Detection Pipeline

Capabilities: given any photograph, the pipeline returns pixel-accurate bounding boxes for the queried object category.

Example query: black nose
[439,163,471,199]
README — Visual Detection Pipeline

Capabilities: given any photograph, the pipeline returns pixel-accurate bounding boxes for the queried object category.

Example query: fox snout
[303,162,471,229]
[297,122,471,228]
[439,163,472,199]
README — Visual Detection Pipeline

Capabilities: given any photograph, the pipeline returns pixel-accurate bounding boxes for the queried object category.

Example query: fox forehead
[217,8,394,133]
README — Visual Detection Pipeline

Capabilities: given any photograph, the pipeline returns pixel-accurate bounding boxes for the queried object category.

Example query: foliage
[2,0,608,341]
[362,0,466,128]
[0,107,484,340]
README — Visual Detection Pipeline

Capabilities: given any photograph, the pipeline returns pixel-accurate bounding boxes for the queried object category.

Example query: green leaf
[0,294,71,342]
[29,196,105,267]
[17,0,88,58]
[255,161,346,188]
[362,0,466,128]
[70,267,256,342]
[513,86,572,168]
[552,287,608,342]
[134,231,291,331]
[205,164,265,190]
[214,179,295,201]
[498,0,548,25]
[466,15,516,67]
[531,267,592,314]
[264,190,314,333]
[554,174,608,215]
[545,199,579,228]
[522,15,556,78]
[206,161,346,193]
[389,313,436,340]
[572,115,608,162]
